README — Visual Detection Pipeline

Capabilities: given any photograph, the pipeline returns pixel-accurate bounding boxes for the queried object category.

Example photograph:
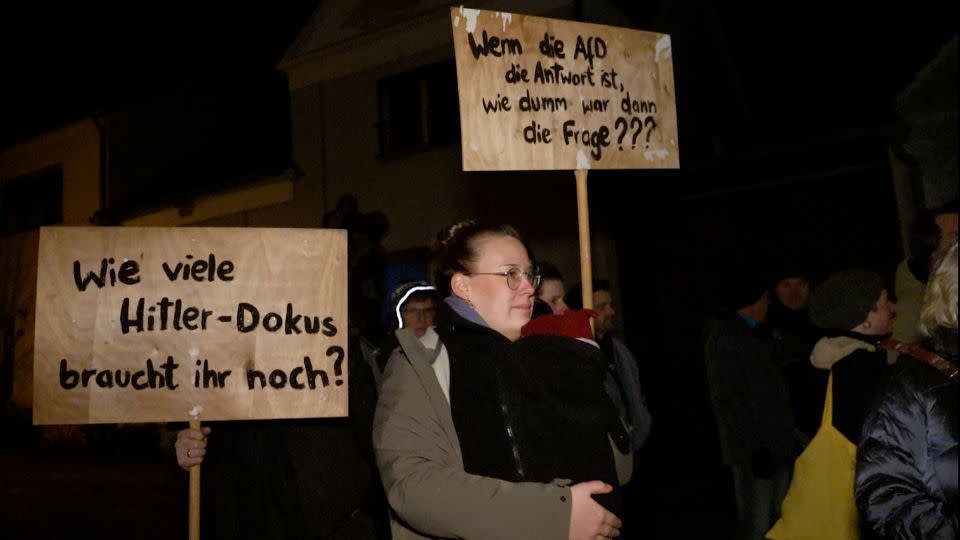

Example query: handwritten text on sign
[33,227,347,425]
[451,7,678,171]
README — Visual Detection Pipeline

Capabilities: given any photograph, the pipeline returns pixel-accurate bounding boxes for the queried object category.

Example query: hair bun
[436,220,477,250]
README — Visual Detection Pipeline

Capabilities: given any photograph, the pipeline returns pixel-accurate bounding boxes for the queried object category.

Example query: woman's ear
[451,273,470,301]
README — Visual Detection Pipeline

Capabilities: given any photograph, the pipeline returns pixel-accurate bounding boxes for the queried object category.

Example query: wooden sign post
[33,227,348,539]
[575,169,594,310]
[450,7,679,309]
[189,417,201,540]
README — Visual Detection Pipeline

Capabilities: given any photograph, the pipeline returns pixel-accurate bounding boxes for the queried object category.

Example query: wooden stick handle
[189,418,201,540]
[575,169,594,313]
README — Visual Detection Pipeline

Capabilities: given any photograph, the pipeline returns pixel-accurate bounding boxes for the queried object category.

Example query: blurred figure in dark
[566,279,652,540]
[932,200,957,258]
[892,211,941,344]
[767,267,827,443]
[566,279,652,455]
[704,271,802,540]
[173,327,390,539]
[323,194,390,339]
[534,262,569,317]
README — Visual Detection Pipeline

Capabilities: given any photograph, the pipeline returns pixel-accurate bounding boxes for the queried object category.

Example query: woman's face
[460,234,535,341]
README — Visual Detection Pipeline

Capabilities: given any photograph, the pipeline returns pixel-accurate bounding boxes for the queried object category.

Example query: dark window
[378,60,460,158]
[0,167,63,236]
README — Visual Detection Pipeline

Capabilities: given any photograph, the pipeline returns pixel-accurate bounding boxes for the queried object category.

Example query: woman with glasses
[374,221,625,540]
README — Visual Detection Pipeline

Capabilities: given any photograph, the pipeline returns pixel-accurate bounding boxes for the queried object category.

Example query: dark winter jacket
[704,311,805,468]
[598,333,653,453]
[768,303,827,440]
[855,328,958,539]
[199,331,387,540]
[436,302,624,514]
[809,332,889,445]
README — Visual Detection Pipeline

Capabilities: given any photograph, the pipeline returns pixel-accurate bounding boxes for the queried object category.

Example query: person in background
[806,269,896,444]
[932,200,957,258]
[173,328,389,539]
[391,281,439,339]
[566,279,652,455]
[767,268,896,540]
[536,262,570,316]
[564,278,652,540]
[767,267,827,443]
[704,273,799,540]
[768,271,817,341]
[892,211,941,344]
[373,280,440,380]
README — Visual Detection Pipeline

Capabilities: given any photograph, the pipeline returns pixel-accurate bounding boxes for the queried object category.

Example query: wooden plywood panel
[33,227,347,424]
[451,7,678,171]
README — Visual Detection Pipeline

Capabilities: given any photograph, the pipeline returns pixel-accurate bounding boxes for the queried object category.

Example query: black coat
[831,346,888,445]
[855,329,958,539]
[767,304,827,440]
[436,303,624,515]
[704,312,805,467]
[808,332,890,446]
[199,332,388,540]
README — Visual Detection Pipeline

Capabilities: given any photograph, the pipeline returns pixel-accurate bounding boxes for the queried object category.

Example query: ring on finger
[187,449,193,458]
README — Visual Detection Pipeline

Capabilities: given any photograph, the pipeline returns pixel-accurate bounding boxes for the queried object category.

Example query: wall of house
[288,56,619,314]
[0,119,101,411]
[282,3,624,323]
[0,118,101,224]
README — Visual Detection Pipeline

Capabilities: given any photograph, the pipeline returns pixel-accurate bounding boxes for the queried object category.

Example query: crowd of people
[170,200,957,540]
[705,202,957,540]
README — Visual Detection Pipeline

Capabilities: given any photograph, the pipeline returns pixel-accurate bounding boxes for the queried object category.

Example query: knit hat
[768,261,813,290]
[808,269,885,331]
[718,272,768,311]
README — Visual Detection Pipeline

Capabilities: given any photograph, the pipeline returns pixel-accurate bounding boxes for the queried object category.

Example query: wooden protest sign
[33,227,348,425]
[450,7,679,171]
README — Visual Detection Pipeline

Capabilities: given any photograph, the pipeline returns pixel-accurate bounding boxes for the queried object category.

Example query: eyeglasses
[465,267,541,290]
[400,307,437,319]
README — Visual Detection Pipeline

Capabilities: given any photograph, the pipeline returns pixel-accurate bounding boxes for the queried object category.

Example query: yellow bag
[766,373,859,540]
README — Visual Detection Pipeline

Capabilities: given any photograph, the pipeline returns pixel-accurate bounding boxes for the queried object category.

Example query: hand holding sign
[176,425,210,470]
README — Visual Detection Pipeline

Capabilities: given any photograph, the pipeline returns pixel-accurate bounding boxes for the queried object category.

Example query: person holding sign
[374,221,625,540]
[173,332,389,540]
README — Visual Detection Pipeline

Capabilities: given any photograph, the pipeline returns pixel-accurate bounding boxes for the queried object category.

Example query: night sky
[0,2,318,148]
[0,1,953,154]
